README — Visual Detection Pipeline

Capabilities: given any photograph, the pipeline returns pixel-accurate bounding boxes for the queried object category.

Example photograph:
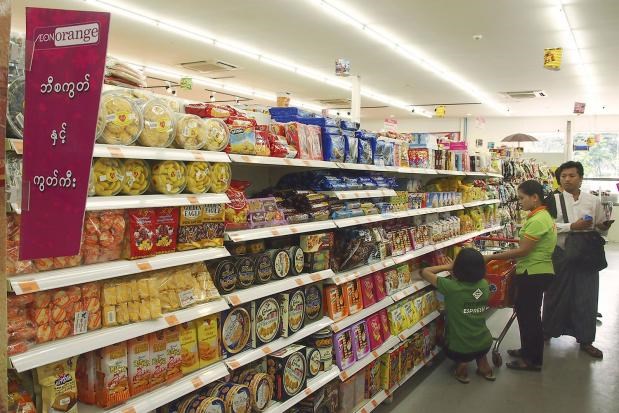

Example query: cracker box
[364,359,382,399]
[179,322,199,375]
[96,343,130,408]
[378,309,391,340]
[383,269,400,295]
[351,320,370,361]
[411,331,424,366]
[342,280,363,315]
[197,313,222,368]
[387,305,404,336]
[372,272,387,301]
[267,344,307,401]
[164,326,183,383]
[333,328,355,370]
[148,331,167,388]
[366,314,384,351]
[359,275,377,308]
[323,284,347,322]
[127,335,152,396]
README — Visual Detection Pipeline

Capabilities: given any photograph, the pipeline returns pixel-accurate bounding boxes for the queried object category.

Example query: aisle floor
[379,244,619,413]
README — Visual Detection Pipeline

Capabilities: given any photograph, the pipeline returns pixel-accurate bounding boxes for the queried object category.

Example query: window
[523,132,565,153]
[573,133,619,178]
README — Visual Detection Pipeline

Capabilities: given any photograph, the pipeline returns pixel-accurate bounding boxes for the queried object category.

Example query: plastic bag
[82,210,125,265]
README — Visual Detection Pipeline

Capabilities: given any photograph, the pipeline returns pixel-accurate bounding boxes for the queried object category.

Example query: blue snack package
[374,140,385,166]
[340,120,360,131]
[322,126,341,135]
[269,107,313,118]
[345,135,359,163]
[341,129,355,138]
[322,134,346,162]
[383,141,395,166]
[358,136,375,164]
[341,176,362,190]
[332,209,365,219]
[357,176,378,190]
[311,175,346,191]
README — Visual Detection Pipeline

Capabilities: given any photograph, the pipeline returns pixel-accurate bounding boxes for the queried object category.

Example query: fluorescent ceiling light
[82,0,432,117]
[308,0,510,115]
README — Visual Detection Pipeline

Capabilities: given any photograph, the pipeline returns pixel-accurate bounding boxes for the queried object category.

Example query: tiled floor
[378,244,619,413]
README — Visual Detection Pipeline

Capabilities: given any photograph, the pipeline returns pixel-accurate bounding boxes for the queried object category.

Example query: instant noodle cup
[121,159,151,195]
[203,118,230,152]
[186,161,211,194]
[92,158,126,196]
[151,160,187,194]
[138,98,176,147]
[97,91,143,145]
[175,114,209,150]
[210,163,231,193]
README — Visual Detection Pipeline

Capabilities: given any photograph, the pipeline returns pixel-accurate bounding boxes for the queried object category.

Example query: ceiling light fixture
[82,0,432,117]
[308,0,509,115]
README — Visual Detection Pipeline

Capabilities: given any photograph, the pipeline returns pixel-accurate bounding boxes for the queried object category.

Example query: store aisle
[379,244,619,413]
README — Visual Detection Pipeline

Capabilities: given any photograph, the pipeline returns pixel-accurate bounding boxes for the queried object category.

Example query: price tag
[228,360,241,370]
[165,315,180,326]
[73,311,89,335]
[295,278,305,286]
[304,387,313,396]
[18,280,40,294]
[361,408,368,413]
[192,377,203,389]
[271,229,280,236]
[371,399,378,407]
[137,262,153,271]
[262,346,272,354]
[340,371,348,380]
[241,155,251,162]
[229,295,241,306]
[108,146,124,158]
[179,289,196,308]
[121,407,136,413]
[187,196,199,204]
[310,273,322,282]
[371,351,379,358]
[192,151,206,161]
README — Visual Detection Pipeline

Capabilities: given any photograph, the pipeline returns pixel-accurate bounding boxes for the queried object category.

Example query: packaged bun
[139,98,176,147]
[175,114,208,150]
[203,118,230,151]
[97,91,143,145]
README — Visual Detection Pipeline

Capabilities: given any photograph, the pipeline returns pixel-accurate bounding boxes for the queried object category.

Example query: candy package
[202,204,226,248]
[154,207,179,254]
[123,209,157,259]
[247,197,287,229]
[322,134,345,162]
[177,205,204,251]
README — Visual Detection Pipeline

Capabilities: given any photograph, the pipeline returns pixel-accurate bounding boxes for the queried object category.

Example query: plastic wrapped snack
[138,98,176,147]
[97,92,143,145]
[210,163,231,193]
[151,160,187,194]
[82,210,126,264]
[6,213,36,275]
[203,118,230,152]
[121,159,151,195]
[175,114,208,150]
[186,161,211,194]
[7,76,25,138]
[92,158,126,196]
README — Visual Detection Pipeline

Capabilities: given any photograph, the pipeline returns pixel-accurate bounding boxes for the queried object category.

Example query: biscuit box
[251,296,282,347]
[267,344,307,401]
[279,289,306,338]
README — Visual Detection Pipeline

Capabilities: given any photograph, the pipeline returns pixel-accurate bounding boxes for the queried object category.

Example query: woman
[484,180,557,371]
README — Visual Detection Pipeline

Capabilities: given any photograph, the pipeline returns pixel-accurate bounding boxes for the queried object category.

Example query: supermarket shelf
[463,199,501,208]
[331,297,395,333]
[8,248,230,294]
[391,245,435,266]
[263,366,341,413]
[396,166,438,175]
[9,298,229,372]
[78,361,230,413]
[225,317,333,370]
[320,189,397,200]
[486,172,504,178]
[230,154,337,169]
[436,169,466,176]
[85,193,229,211]
[397,310,441,341]
[395,347,441,388]
[93,144,231,163]
[330,259,396,285]
[390,280,431,302]
[340,335,401,380]
[225,220,336,242]
[335,204,463,228]
[224,270,335,306]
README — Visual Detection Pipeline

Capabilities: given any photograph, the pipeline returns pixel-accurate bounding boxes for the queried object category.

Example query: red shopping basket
[485,259,516,308]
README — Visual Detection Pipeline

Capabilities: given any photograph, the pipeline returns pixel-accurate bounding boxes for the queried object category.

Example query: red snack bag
[284,122,302,158]
[254,130,272,157]
[77,352,97,404]
[366,314,384,351]
[378,309,391,339]
[123,209,157,259]
[269,122,286,136]
[360,275,377,307]
[155,207,179,254]
[225,116,257,128]
[267,133,296,158]
[373,271,387,301]
[224,180,250,231]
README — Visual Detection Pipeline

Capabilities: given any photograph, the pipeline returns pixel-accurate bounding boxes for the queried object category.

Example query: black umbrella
[502,133,538,147]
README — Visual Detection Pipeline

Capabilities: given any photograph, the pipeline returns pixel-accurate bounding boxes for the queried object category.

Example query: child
[421,248,494,383]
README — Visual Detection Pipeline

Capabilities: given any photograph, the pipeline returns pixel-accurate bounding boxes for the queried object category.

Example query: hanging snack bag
[154,207,179,254]
[96,343,130,408]
[123,208,157,259]
[37,356,79,413]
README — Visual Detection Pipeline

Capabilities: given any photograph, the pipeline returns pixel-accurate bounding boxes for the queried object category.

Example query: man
[542,161,611,358]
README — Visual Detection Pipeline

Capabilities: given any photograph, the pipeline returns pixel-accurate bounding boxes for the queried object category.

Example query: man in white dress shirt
[542,161,612,359]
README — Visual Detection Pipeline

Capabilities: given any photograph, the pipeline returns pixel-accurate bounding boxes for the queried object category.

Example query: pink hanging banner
[19,7,110,259]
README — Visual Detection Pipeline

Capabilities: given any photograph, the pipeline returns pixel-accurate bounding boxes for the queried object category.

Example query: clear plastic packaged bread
[138,98,176,147]
[186,161,211,194]
[203,118,230,151]
[121,159,151,195]
[97,91,143,145]
[92,158,126,196]
[151,160,187,194]
[209,163,232,193]
[175,114,209,150]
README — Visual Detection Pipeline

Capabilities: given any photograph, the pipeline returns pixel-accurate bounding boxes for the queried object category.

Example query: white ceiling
[11,0,619,120]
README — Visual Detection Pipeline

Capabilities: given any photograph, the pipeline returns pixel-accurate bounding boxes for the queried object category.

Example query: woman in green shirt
[485,180,557,371]
[422,248,494,383]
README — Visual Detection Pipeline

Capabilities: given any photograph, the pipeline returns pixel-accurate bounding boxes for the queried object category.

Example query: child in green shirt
[421,248,494,384]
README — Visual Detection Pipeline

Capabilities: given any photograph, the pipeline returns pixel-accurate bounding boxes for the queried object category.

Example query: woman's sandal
[454,372,470,384]
[476,369,496,381]
[580,344,603,359]
[506,360,541,372]
[507,349,522,358]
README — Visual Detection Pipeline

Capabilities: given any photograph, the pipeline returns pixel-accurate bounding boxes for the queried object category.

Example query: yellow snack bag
[179,322,200,374]
[37,356,79,413]
[197,313,221,368]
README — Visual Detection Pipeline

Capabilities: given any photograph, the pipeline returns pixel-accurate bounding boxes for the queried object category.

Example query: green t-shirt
[437,277,492,354]
[516,208,557,275]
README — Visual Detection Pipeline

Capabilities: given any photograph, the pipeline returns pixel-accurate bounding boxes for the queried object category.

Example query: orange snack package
[165,326,183,383]
[149,331,168,388]
[128,335,152,396]
[96,342,130,408]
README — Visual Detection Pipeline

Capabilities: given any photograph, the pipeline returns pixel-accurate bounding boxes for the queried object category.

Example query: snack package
[6,213,37,275]
[175,114,209,150]
[247,198,287,229]
[372,272,388,302]
[225,180,250,230]
[82,210,126,265]
[151,160,187,194]
[154,207,179,254]
[202,204,226,248]
[179,322,200,375]
[149,331,168,388]
[366,314,384,351]
[138,98,176,147]
[96,343,130,408]
[177,205,205,251]
[203,118,230,151]
[344,135,359,163]
[378,309,391,340]
[37,356,79,413]
[333,328,355,370]
[121,159,151,195]
[351,320,370,360]
[7,293,36,355]
[255,130,272,156]
[284,122,303,158]
[359,275,377,308]
[77,352,97,405]
[123,209,157,259]
[186,161,211,194]
[92,158,126,196]
[197,313,222,368]
[97,92,143,145]
[128,335,152,396]
[210,162,232,193]
[228,126,256,155]
[165,326,183,383]
[305,124,323,160]
[342,280,363,316]
[358,136,374,165]
[322,134,345,162]
[185,103,241,118]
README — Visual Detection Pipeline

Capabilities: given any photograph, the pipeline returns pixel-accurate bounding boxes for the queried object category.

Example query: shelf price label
[19,8,110,259]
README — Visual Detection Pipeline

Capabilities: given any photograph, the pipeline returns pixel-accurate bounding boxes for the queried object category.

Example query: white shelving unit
[463,199,501,208]
[331,297,395,333]
[397,310,441,341]
[229,154,338,169]
[225,220,337,242]
[320,189,398,200]
[224,317,333,370]
[331,259,396,285]
[8,247,230,294]
[93,144,231,163]
[339,335,401,380]
[10,298,229,372]
[85,193,229,211]
[223,270,335,306]
[78,361,230,413]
